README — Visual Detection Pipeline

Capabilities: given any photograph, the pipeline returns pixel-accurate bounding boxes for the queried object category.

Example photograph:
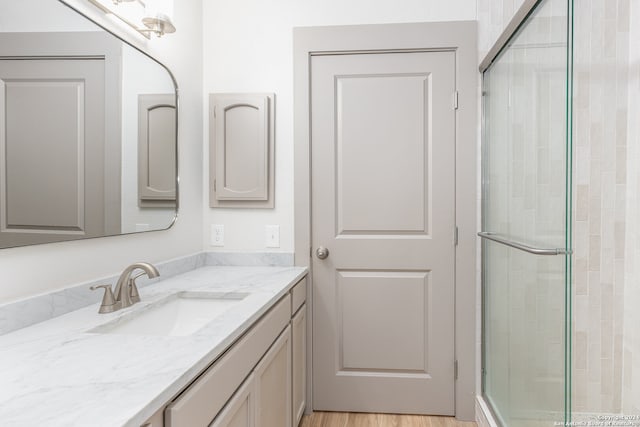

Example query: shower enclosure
[480,0,573,425]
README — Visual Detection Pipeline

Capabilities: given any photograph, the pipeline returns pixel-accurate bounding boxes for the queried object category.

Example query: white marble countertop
[0,266,307,427]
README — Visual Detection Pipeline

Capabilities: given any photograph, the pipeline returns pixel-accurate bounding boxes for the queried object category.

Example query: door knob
[315,247,329,260]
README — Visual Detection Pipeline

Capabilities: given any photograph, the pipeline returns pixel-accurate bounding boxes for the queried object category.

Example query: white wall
[0,0,203,304]
[202,0,477,253]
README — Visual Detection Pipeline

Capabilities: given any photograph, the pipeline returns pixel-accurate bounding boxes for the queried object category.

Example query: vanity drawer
[290,277,306,315]
[164,294,291,427]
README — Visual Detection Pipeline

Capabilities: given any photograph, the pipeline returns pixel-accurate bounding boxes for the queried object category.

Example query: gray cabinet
[141,277,307,427]
[209,93,275,208]
[255,327,291,427]
[292,305,306,426]
[211,326,292,427]
[290,278,307,426]
[209,374,255,427]
[138,94,177,208]
[141,408,164,427]
[164,295,290,427]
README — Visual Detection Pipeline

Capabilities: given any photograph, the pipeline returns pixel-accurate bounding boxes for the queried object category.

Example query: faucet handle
[129,272,146,304]
[90,284,119,314]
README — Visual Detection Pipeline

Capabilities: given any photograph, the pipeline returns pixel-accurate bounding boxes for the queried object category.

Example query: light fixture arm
[88,0,176,38]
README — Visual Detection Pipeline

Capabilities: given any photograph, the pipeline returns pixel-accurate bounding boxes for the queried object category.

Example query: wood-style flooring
[300,412,478,427]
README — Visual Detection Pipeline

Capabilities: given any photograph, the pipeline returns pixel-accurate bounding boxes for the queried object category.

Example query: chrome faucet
[91,262,160,313]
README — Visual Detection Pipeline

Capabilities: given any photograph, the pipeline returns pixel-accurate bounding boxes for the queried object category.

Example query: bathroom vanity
[0,266,307,427]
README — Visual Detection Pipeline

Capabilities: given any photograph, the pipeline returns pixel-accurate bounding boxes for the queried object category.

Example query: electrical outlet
[265,225,280,248]
[211,224,224,246]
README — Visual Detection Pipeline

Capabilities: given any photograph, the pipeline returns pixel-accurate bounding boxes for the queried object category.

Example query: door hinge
[454,226,459,246]
[453,91,459,110]
[213,105,216,118]
[214,179,217,191]
[310,246,312,258]
[454,360,459,380]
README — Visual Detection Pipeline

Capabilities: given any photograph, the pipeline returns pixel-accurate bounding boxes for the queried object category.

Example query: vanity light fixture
[140,0,176,37]
[87,0,176,38]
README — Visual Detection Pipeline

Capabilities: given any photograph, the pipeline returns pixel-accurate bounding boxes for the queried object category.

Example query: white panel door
[0,59,105,247]
[311,51,456,415]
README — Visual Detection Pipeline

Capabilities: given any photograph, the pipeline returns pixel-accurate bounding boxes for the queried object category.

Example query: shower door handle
[478,232,572,256]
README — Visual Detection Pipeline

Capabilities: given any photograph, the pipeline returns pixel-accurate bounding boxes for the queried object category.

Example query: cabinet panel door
[291,278,306,315]
[292,305,306,426]
[254,326,291,427]
[210,374,255,427]
[141,406,164,427]
[138,94,176,207]
[209,93,275,208]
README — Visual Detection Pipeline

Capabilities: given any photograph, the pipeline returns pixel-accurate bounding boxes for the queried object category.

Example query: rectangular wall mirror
[0,0,178,249]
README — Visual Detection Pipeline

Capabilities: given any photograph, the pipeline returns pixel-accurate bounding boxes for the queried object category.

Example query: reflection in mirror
[0,0,178,249]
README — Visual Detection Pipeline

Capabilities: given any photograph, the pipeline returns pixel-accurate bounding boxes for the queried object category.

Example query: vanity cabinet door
[292,305,306,426]
[165,295,291,427]
[210,374,255,427]
[254,325,292,427]
[141,407,164,427]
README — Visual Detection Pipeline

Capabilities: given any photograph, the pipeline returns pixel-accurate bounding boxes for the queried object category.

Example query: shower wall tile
[575,369,588,411]
[572,0,630,413]
[622,0,640,414]
[589,235,601,270]
[576,258,588,295]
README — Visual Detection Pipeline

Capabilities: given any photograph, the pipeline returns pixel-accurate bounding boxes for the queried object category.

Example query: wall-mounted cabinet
[209,93,275,208]
[138,94,177,208]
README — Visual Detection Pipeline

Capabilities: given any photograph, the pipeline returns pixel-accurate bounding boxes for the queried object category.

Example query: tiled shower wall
[572,0,630,413]
[478,0,638,415]
[622,0,640,415]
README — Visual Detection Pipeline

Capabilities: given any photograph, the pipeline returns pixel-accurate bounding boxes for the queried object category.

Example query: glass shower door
[481,0,573,425]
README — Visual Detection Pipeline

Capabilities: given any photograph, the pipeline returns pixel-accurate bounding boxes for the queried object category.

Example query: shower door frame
[479,0,574,424]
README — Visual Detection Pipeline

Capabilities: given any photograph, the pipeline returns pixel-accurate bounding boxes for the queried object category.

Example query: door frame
[293,22,478,421]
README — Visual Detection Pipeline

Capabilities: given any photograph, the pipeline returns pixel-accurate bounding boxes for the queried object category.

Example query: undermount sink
[89,291,249,336]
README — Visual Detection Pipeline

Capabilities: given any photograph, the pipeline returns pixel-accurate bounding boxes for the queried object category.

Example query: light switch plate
[265,225,280,248]
[211,224,224,246]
